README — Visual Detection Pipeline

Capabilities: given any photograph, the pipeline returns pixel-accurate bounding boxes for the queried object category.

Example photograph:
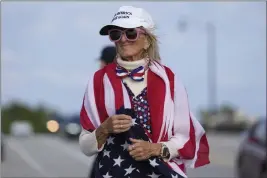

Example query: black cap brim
[99,25,116,35]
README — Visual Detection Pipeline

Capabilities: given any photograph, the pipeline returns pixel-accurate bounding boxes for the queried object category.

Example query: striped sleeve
[162,67,210,169]
[171,75,210,168]
[79,71,106,156]
[184,112,210,168]
[80,73,102,132]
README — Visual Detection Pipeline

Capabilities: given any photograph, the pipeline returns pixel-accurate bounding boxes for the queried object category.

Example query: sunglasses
[108,28,146,42]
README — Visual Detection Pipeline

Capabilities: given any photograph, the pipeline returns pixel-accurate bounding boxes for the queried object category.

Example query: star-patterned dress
[89,83,184,178]
[124,83,153,136]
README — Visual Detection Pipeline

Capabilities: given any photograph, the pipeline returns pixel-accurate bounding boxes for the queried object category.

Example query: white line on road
[7,139,56,178]
[41,137,95,167]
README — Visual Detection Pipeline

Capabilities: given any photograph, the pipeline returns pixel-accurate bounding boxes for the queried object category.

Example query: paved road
[1,133,242,178]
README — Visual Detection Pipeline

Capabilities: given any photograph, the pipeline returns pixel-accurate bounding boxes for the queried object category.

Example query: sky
[2,1,266,118]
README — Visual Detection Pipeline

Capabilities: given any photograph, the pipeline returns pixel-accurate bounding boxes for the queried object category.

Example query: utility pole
[178,19,218,113]
[206,22,217,113]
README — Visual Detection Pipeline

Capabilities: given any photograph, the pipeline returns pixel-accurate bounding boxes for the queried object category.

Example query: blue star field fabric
[123,84,152,135]
[89,107,185,178]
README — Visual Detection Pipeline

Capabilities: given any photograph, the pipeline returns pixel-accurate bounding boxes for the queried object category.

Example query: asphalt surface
[1,133,242,178]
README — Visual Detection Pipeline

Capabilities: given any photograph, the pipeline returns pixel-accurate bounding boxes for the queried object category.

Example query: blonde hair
[144,29,161,61]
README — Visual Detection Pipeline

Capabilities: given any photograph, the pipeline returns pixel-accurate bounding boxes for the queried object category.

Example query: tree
[1,101,51,134]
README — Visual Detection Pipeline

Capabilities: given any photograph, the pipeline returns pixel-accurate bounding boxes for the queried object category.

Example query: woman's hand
[96,114,132,149]
[128,138,162,161]
[102,114,133,134]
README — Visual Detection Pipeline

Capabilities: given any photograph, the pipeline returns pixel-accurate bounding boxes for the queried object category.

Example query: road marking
[41,137,95,167]
[7,139,55,178]
[4,134,238,176]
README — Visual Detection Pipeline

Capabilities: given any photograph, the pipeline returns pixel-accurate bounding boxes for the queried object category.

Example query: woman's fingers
[107,114,133,133]
[113,123,132,133]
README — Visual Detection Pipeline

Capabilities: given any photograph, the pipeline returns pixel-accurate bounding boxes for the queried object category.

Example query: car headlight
[65,123,81,135]
[47,120,60,133]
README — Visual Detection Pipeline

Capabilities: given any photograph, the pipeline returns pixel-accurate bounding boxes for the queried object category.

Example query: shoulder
[91,62,116,80]
[93,67,106,79]
[163,65,174,77]
[153,61,175,76]
[159,63,185,89]
[158,62,175,82]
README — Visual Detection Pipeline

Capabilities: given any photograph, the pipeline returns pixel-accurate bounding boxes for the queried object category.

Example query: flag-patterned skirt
[89,84,185,178]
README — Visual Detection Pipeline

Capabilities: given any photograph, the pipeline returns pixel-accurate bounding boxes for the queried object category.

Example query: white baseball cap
[99,6,155,35]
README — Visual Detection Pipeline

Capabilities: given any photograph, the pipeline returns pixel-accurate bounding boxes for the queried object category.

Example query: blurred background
[1,1,266,178]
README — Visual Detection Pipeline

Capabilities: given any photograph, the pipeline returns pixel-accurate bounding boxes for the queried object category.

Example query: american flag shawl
[80,61,210,178]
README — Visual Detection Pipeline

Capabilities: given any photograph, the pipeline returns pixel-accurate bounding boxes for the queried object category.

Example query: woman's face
[108,27,148,60]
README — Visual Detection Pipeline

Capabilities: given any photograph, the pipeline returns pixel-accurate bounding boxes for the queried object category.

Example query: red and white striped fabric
[80,61,210,177]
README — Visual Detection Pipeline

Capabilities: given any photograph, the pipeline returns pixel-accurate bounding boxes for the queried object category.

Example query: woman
[79,6,210,178]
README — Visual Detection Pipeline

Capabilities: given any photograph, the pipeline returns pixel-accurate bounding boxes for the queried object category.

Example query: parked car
[235,117,266,178]
[62,115,81,139]
[10,121,34,137]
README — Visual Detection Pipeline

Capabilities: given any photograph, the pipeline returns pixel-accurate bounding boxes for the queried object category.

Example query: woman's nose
[120,33,127,42]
